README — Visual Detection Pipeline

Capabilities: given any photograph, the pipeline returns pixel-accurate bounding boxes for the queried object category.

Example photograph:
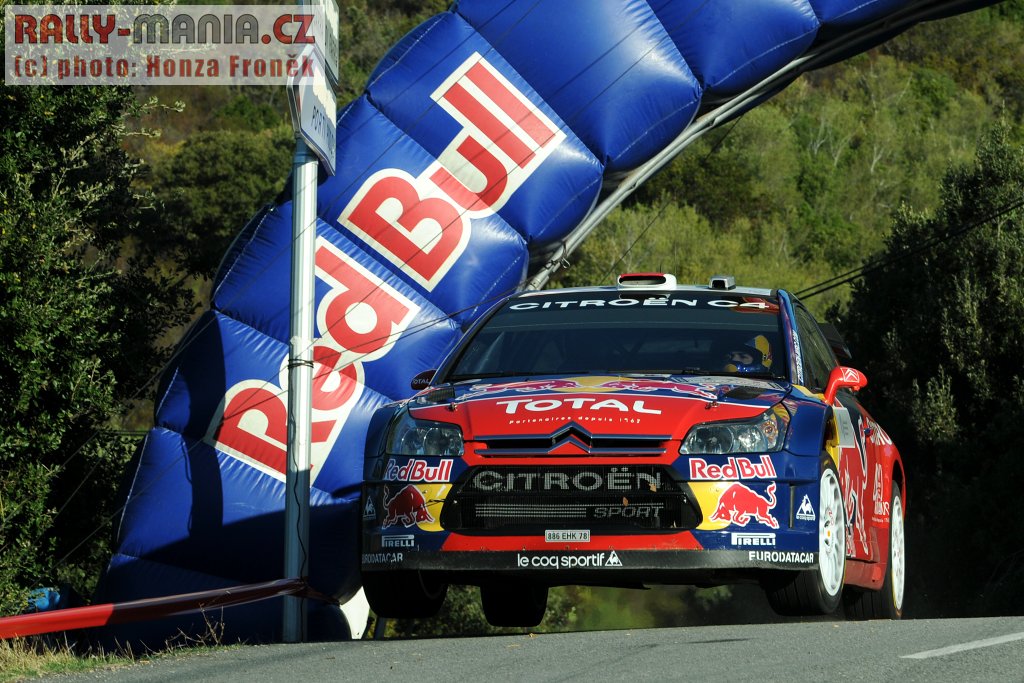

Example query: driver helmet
[724,335,773,374]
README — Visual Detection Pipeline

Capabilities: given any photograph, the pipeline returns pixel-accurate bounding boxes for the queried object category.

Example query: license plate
[545,529,590,543]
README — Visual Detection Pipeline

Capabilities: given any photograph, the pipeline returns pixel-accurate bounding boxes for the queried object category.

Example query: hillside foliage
[1,0,1023,633]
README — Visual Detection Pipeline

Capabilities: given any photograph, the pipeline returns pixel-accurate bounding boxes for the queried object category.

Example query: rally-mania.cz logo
[5,4,337,85]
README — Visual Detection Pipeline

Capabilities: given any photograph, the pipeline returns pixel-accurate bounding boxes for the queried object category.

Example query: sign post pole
[283,0,338,643]
[282,135,318,644]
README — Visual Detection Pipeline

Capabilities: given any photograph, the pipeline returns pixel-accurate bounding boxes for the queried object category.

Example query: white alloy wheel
[763,460,847,616]
[842,483,905,620]
[890,491,905,611]
[819,467,846,598]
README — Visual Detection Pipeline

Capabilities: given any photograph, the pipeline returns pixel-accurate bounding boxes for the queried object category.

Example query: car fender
[363,402,405,479]
[783,395,832,458]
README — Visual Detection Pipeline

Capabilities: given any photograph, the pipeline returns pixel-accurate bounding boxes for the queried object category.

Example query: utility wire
[797,196,1024,300]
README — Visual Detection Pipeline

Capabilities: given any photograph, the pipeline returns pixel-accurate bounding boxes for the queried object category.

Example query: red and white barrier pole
[0,578,307,640]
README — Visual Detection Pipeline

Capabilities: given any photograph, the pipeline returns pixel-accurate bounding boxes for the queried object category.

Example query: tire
[764,460,846,616]
[481,581,549,627]
[361,570,448,619]
[843,484,905,620]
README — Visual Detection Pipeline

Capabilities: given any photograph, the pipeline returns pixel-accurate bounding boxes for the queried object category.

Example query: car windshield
[445,291,787,381]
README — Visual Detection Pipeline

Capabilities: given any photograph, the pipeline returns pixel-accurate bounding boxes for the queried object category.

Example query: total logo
[517,551,623,569]
[496,397,661,415]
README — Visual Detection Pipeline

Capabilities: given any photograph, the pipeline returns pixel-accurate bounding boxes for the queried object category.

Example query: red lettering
[315,240,416,358]
[465,62,558,151]
[722,460,737,479]
[293,13,314,44]
[273,13,293,43]
[15,15,37,43]
[441,81,537,167]
[40,15,62,43]
[342,173,465,286]
[92,15,114,43]
[310,346,359,442]
[428,136,508,211]
[214,387,288,474]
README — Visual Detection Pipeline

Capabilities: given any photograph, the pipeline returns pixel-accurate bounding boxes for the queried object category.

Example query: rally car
[360,274,906,626]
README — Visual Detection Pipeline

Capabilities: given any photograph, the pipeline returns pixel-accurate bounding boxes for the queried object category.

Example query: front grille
[440,465,700,533]
[478,435,667,456]
[476,423,669,456]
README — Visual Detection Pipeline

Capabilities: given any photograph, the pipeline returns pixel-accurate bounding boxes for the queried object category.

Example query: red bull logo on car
[597,379,718,401]
[382,484,435,528]
[468,378,584,394]
[711,482,779,529]
[384,458,454,483]
[689,455,777,481]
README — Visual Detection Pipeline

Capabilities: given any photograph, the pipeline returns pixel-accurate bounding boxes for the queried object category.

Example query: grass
[0,637,130,682]
[0,612,234,681]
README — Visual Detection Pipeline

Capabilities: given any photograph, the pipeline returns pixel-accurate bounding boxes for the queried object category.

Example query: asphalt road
[58,616,1024,682]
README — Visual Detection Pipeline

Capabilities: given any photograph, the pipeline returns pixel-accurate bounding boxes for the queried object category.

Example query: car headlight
[386,410,464,457]
[679,406,789,454]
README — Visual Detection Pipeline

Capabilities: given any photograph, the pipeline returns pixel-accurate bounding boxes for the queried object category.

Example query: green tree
[140,125,293,279]
[842,125,1024,615]
[0,85,193,614]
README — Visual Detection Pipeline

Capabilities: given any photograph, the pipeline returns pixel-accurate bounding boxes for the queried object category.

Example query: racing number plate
[545,529,591,543]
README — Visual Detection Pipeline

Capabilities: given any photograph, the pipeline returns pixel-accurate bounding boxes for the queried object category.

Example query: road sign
[308,0,340,88]
[287,45,336,175]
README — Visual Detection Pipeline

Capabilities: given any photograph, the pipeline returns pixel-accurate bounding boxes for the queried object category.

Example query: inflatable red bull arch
[95,0,998,644]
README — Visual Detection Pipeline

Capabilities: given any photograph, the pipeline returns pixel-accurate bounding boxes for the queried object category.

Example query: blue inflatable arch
[96,0,999,644]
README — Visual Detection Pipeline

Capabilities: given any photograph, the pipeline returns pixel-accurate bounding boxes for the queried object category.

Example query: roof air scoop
[708,274,736,290]
[617,273,677,290]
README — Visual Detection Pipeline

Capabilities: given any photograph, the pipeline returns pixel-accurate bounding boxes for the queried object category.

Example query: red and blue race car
[361,274,906,626]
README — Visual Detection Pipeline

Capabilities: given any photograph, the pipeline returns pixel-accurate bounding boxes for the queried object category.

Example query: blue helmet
[724,335,773,374]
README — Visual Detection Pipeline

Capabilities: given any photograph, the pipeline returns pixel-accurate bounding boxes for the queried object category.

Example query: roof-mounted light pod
[617,273,677,290]
[708,274,736,290]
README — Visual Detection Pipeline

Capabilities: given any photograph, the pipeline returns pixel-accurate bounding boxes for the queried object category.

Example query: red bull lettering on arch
[339,52,566,289]
[207,238,418,482]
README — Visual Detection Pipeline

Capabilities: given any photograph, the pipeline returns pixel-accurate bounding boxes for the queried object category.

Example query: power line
[797,196,1024,300]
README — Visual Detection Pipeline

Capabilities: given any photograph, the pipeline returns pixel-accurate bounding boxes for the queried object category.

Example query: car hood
[407,374,790,442]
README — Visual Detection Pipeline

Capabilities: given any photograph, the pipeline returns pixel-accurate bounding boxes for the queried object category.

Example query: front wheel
[844,484,905,619]
[362,571,448,619]
[764,461,846,616]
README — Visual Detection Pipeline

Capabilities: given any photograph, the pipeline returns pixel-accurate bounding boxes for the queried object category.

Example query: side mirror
[410,370,436,391]
[824,366,867,404]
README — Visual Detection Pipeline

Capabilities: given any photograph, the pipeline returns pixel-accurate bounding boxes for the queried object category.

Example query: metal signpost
[284,0,338,643]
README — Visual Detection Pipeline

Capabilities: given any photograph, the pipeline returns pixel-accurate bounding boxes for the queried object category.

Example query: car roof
[515,283,778,298]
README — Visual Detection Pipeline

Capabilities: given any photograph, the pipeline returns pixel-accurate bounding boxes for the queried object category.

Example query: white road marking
[902,632,1024,659]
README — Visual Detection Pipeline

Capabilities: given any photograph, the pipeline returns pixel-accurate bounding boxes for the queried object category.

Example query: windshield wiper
[446,371,531,382]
